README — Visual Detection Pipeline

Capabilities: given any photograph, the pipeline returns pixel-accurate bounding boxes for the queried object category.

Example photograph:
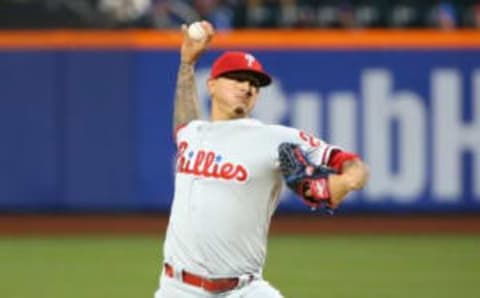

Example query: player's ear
[207,78,215,97]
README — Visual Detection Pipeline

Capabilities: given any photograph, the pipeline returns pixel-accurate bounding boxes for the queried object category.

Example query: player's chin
[233,106,247,117]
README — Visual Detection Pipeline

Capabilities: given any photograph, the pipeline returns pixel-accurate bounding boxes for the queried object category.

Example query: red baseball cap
[210,51,272,87]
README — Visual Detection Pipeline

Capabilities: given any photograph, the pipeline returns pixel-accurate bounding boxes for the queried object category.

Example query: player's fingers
[200,20,214,33]
[201,20,215,40]
[181,24,188,37]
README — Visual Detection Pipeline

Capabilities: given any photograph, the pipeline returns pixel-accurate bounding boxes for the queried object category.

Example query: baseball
[187,22,206,41]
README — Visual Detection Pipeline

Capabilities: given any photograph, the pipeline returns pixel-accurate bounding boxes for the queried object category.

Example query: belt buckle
[236,273,254,290]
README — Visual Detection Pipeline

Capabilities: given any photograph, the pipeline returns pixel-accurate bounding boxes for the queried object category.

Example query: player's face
[208,72,260,120]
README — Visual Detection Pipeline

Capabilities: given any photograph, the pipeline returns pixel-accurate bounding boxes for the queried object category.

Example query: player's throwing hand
[180,20,215,65]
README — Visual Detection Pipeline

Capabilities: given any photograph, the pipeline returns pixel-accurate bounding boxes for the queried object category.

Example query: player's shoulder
[175,120,207,141]
[230,120,298,137]
[260,123,334,150]
[260,123,304,140]
[179,119,207,131]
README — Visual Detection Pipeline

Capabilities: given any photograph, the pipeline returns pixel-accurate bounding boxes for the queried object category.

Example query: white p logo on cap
[245,54,255,67]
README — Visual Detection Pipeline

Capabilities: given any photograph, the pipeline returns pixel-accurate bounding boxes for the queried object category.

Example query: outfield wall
[1,30,479,213]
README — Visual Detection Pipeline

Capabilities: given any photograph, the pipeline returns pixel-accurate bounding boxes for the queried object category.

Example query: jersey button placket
[189,124,206,235]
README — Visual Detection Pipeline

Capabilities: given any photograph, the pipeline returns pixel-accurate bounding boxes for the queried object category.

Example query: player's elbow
[355,162,369,190]
[345,161,369,191]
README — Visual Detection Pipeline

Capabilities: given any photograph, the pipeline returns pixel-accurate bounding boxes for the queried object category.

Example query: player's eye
[222,73,260,89]
[248,80,260,89]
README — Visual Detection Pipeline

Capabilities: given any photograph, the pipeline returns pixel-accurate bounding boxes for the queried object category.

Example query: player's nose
[237,81,254,96]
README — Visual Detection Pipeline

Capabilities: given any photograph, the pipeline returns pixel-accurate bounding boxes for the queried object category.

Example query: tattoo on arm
[173,62,201,130]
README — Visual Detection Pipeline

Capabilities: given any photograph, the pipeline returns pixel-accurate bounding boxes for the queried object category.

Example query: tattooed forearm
[173,62,201,130]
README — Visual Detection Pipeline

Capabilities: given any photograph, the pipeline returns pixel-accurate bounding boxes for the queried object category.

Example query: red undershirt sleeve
[327,149,359,173]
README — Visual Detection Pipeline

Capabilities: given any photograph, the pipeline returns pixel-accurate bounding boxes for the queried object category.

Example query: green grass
[264,236,480,298]
[0,235,479,298]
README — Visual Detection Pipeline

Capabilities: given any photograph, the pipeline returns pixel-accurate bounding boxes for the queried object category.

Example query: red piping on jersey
[327,150,359,173]
[174,123,187,142]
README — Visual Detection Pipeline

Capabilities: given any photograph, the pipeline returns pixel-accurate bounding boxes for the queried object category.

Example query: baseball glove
[278,142,337,212]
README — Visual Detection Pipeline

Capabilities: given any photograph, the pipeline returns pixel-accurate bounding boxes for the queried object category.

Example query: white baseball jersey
[163,118,339,278]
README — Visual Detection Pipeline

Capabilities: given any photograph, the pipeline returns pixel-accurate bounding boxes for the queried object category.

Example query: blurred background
[0,1,479,298]
[1,0,480,29]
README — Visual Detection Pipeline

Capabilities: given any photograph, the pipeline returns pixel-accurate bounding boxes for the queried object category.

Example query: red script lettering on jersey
[176,141,248,183]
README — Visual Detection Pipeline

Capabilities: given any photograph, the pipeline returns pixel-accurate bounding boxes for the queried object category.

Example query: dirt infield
[1,214,480,235]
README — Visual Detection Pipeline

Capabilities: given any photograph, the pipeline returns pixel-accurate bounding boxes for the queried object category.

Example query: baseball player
[154,21,369,298]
